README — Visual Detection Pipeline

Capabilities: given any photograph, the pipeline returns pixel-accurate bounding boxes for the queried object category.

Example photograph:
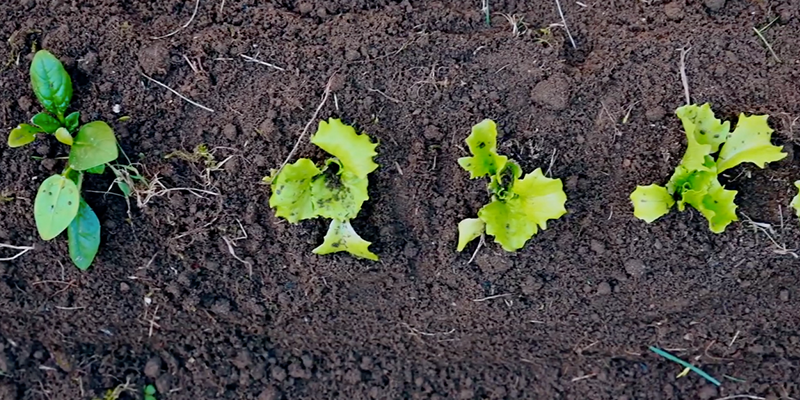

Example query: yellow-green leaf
[8,124,39,148]
[310,119,378,179]
[269,158,320,223]
[676,103,730,153]
[313,219,378,260]
[311,167,369,221]
[682,178,738,233]
[69,121,119,171]
[791,181,800,219]
[456,218,485,252]
[55,127,73,145]
[631,184,675,223]
[513,168,568,231]
[457,119,508,179]
[34,175,80,240]
[716,113,786,173]
[478,198,535,251]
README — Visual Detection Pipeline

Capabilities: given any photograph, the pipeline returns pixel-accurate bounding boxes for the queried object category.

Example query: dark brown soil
[1,1,800,399]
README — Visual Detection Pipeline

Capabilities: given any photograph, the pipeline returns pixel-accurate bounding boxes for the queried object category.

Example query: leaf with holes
[34,175,80,240]
[8,124,40,148]
[457,119,508,179]
[68,198,100,270]
[312,219,378,260]
[69,121,118,170]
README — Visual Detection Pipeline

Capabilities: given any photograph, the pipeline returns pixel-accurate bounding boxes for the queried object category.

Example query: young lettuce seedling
[631,103,786,233]
[267,119,379,260]
[456,119,567,252]
[791,181,800,219]
[7,50,119,270]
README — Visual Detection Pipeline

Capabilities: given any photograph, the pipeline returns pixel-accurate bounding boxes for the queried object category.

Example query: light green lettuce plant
[631,103,786,233]
[456,119,567,252]
[267,119,379,260]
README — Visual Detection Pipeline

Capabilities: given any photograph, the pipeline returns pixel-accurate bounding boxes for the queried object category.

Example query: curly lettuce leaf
[456,218,485,252]
[310,118,378,179]
[681,177,738,233]
[676,103,730,153]
[478,168,567,251]
[478,198,535,251]
[631,184,675,223]
[311,162,369,221]
[269,159,321,223]
[791,181,800,219]
[513,168,567,230]
[313,219,378,260]
[716,114,786,173]
[458,119,508,179]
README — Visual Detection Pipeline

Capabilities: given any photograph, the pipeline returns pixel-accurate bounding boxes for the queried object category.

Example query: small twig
[714,396,766,400]
[402,323,455,337]
[367,88,401,103]
[140,72,214,112]
[277,73,336,174]
[151,0,201,40]
[0,243,34,261]
[678,46,692,105]
[472,293,511,302]
[466,234,485,265]
[54,306,86,310]
[219,0,225,13]
[729,330,740,347]
[753,17,781,63]
[554,0,577,49]
[570,373,596,382]
[222,236,253,278]
[240,53,285,71]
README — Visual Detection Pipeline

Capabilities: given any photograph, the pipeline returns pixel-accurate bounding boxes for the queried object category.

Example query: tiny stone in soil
[597,282,612,295]
[645,107,665,122]
[780,289,789,302]
[258,387,281,400]
[664,2,684,21]
[144,356,162,378]
[531,73,571,111]
[704,0,725,12]
[155,374,172,393]
[624,259,646,278]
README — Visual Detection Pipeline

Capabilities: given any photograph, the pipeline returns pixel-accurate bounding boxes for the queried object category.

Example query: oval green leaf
[69,121,119,171]
[456,218,485,252]
[30,50,73,118]
[55,127,73,146]
[68,198,101,270]
[630,184,675,223]
[65,111,80,132]
[34,175,80,240]
[32,112,62,134]
[8,124,39,148]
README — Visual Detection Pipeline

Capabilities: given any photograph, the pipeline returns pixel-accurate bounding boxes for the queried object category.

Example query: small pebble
[597,282,612,295]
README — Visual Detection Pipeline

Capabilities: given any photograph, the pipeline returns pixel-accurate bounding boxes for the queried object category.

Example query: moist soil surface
[1,1,800,399]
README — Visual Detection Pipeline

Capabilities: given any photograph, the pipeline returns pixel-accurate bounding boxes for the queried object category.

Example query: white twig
[472,293,511,302]
[222,236,253,278]
[467,234,485,265]
[554,0,577,49]
[151,0,201,40]
[140,72,215,112]
[240,53,285,71]
[0,243,34,261]
[678,46,692,105]
[278,74,336,173]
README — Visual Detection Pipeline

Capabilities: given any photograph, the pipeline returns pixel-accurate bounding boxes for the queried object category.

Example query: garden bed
[1,0,799,399]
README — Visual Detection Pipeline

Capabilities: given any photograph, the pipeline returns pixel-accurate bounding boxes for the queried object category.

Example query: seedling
[456,119,567,252]
[7,50,120,270]
[144,384,157,400]
[631,103,786,233]
[791,181,800,218]
[267,118,379,260]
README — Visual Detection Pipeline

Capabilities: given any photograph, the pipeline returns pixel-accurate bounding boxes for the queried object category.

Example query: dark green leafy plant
[7,50,120,270]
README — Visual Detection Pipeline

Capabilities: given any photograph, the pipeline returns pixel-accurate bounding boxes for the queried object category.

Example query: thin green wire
[648,346,721,387]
